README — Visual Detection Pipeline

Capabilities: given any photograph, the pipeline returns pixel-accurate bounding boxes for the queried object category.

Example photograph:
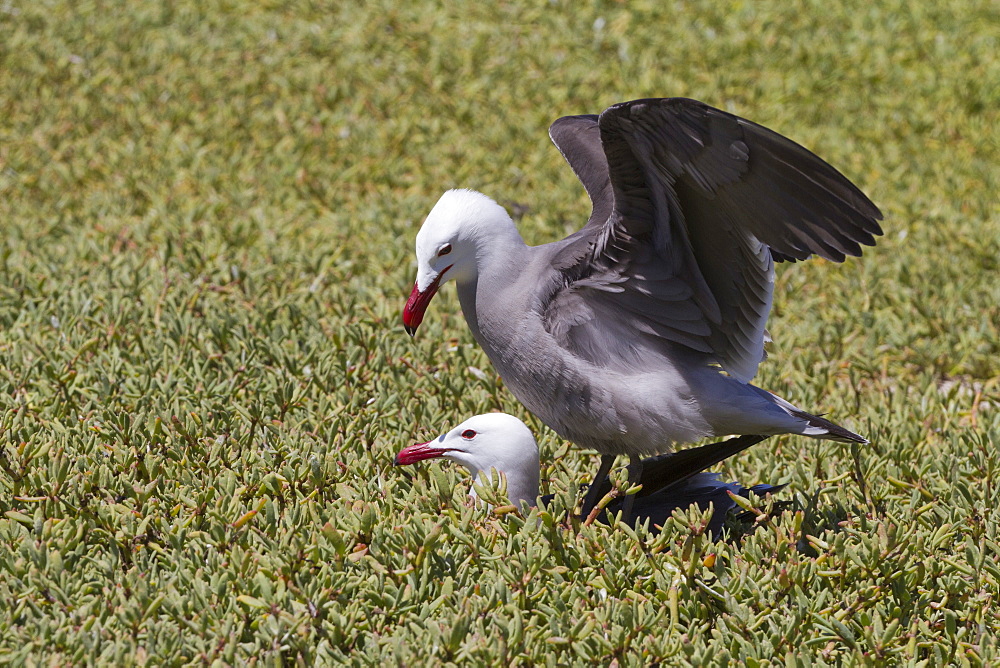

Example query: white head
[394,413,540,508]
[402,190,517,335]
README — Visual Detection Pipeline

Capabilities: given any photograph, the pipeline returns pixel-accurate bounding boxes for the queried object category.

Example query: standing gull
[394,413,782,535]
[402,98,881,518]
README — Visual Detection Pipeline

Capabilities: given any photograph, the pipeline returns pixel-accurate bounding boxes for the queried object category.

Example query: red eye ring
[461,429,476,439]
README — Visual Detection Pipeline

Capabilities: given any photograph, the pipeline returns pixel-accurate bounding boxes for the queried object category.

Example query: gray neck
[456,232,529,349]
[456,279,482,342]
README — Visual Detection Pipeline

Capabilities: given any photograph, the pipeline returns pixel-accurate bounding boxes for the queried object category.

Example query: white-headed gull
[402,98,880,518]
[394,413,782,534]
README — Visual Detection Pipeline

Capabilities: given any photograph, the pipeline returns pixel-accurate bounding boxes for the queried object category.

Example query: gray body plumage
[456,232,829,457]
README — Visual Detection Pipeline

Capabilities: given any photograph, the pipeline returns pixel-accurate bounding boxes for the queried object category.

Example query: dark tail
[628,434,768,499]
[789,408,868,444]
[577,436,780,535]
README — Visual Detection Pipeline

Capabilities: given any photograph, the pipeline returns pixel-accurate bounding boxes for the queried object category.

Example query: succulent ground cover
[0,0,997,664]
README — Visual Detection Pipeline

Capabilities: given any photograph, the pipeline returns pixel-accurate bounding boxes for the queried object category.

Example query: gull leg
[580,454,616,518]
[620,455,643,524]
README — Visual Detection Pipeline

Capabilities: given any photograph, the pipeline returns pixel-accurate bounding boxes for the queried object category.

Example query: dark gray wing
[548,115,613,229]
[588,435,785,534]
[543,98,883,381]
[589,434,766,501]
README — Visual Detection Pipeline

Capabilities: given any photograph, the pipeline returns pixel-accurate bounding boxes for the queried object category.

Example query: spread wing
[544,98,883,382]
[547,114,613,228]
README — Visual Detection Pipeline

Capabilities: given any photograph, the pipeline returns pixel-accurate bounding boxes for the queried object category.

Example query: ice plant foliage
[0,0,997,664]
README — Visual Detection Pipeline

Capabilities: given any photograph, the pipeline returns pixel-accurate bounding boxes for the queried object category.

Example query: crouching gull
[394,413,783,535]
[402,97,882,520]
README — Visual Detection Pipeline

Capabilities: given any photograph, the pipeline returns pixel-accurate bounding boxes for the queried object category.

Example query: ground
[0,0,998,664]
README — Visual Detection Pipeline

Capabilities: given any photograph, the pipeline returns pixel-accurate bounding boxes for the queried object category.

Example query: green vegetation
[1,0,997,664]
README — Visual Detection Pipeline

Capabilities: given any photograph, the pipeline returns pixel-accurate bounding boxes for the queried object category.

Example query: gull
[402,98,881,518]
[394,413,782,534]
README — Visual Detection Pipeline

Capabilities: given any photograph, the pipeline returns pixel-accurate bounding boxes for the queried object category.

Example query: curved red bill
[402,266,451,336]
[393,441,451,466]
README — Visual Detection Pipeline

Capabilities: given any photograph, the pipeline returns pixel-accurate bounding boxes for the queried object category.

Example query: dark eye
[437,244,452,257]
[461,429,476,439]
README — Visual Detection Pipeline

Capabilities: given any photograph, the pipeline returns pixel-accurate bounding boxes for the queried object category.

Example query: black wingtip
[790,408,868,443]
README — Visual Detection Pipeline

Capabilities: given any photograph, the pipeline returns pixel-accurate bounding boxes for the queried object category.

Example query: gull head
[394,412,540,507]
[402,189,513,335]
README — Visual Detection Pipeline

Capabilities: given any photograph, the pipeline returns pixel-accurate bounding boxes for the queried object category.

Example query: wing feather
[543,98,882,381]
